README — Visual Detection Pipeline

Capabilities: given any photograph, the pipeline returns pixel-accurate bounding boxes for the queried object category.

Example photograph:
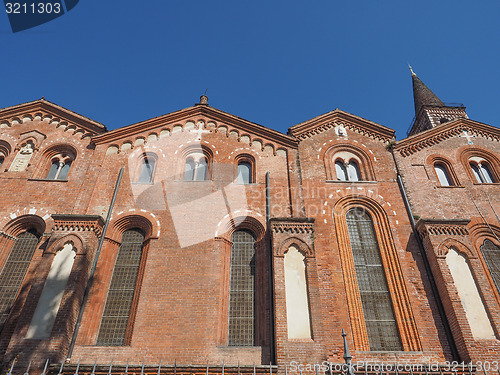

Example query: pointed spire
[410,67,445,115]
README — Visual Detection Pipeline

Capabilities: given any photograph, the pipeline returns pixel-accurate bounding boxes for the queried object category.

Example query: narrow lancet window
[97,229,145,345]
[346,208,402,351]
[228,230,256,346]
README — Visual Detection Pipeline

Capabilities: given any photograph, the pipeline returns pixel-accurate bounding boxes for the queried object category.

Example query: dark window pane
[97,229,144,346]
[346,208,402,351]
[480,240,500,295]
[0,231,39,331]
[228,230,256,346]
[237,162,252,184]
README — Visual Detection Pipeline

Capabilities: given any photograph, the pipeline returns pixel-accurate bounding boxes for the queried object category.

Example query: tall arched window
[480,239,500,295]
[237,161,252,184]
[434,163,452,186]
[346,208,402,351]
[335,158,361,181]
[97,228,145,346]
[347,160,361,182]
[0,230,40,332]
[45,152,74,180]
[184,158,195,180]
[228,230,256,346]
[183,151,210,181]
[470,160,495,183]
[196,157,208,181]
[138,155,156,183]
[335,160,347,181]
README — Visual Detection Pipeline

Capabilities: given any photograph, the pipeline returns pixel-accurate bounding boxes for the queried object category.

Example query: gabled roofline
[0,98,107,133]
[288,108,395,142]
[92,105,298,148]
[394,118,500,156]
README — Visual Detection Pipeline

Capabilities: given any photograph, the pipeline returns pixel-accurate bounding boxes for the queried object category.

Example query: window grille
[480,239,500,295]
[346,208,402,351]
[97,229,145,346]
[228,230,256,346]
[0,230,39,332]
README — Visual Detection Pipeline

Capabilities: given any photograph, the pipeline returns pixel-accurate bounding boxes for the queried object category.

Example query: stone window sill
[28,178,68,182]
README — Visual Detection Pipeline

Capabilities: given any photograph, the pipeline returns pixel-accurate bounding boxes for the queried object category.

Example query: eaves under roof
[0,98,107,134]
[92,104,298,149]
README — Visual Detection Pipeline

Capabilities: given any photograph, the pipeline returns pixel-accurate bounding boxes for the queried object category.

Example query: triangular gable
[0,98,106,136]
[394,118,500,157]
[288,109,395,143]
[92,105,297,150]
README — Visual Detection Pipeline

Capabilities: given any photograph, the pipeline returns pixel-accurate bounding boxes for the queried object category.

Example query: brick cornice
[51,214,105,237]
[395,118,500,157]
[92,105,298,149]
[416,219,471,238]
[0,99,106,135]
[288,109,395,142]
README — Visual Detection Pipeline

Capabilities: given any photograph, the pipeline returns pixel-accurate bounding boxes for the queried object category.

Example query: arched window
[0,141,10,169]
[138,155,156,183]
[45,154,73,180]
[480,239,500,295]
[470,159,495,183]
[228,230,256,346]
[434,163,452,186]
[347,160,361,181]
[346,208,402,351]
[335,158,361,181]
[184,158,195,180]
[183,150,210,181]
[97,228,145,345]
[335,160,347,181]
[237,161,252,184]
[196,156,208,181]
[0,230,40,332]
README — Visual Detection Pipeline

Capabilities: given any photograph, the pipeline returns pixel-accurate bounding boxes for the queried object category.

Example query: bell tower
[408,67,468,136]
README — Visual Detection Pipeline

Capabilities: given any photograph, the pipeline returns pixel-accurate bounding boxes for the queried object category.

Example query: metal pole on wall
[67,167,125,358]
[266,172,276,364]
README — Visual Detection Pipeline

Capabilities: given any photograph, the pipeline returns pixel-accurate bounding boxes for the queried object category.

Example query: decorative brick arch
[323,143,376,181]
[33,143,78,179]
[276,237,313,258]
[437,238,476,259]
[426,153,461,186]
[215,213,266,242]
[333,195,421,352]
[46,233,85,255]
[107,210,160,242]
[0,211,53,237]
[459,146,500,183]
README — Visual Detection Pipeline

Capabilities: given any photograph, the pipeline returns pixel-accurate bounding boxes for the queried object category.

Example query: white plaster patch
[29,208,37,215]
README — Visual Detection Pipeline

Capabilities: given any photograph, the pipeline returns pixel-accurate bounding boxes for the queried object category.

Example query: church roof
[411,68,446,115]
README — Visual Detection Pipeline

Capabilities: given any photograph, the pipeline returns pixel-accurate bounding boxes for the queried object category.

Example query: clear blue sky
[1,1,499,138]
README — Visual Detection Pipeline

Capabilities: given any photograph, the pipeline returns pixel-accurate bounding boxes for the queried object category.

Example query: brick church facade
[0,71,499,374]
